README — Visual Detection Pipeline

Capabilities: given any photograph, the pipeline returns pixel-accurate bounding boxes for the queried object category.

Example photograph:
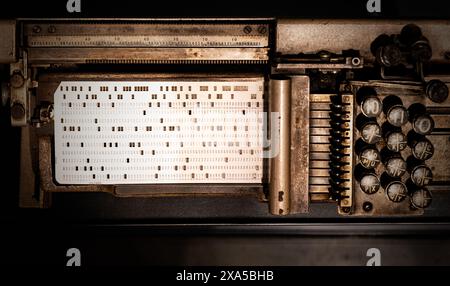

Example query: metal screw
[351,57,361,66]
[243,26,252,34]
[342,207,351,213]
[257,25,267,34]
[48,25,56,33]
[32,26,41,33]
[363,202,373,212]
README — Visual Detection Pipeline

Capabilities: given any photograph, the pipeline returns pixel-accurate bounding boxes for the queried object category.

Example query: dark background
[1,0,450,267]
[0,0,448,18]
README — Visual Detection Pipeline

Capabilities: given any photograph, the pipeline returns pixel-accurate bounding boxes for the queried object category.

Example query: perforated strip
[54,80,264,184]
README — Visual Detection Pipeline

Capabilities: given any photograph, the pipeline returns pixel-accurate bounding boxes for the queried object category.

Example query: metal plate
[24,22,270,64]
[24,23,269,48]
[277,20,450,63]
[54,79,264,184]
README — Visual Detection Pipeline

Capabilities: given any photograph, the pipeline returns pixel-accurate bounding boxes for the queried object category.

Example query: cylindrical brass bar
[269,78,291,215]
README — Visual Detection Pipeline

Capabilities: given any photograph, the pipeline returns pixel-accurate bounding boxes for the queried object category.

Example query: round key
[360,122,382,144]
[412,138,434,161]
[386,105,408,127]
[411,165,433,187]
[359,148,381,169]
[360,174,380,195]
[361,96,383,118]
[385,157,407,178]
[410,188,432,209]
[412,114,434,135]
[386,181,408,203]
[386,131,407,152]
[426,79,449,103]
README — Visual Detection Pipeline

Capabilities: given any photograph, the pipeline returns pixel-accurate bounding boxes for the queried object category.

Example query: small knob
[426,80,449,103]
[11,102,26,120]
[370,34,391,56]
[377,44,403,67]
[10,73,25,88]
[399,24,423,47]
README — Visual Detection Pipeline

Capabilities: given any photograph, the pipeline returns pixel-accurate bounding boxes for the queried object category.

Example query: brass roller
[269,78,291,215]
